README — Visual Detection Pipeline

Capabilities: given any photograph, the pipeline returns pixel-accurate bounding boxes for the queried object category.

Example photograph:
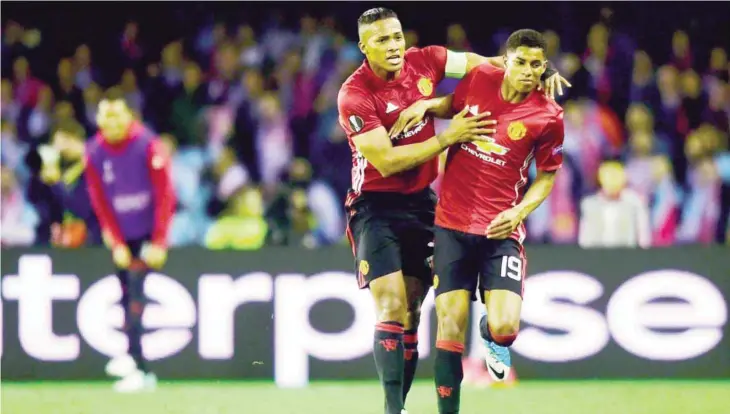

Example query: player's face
[96,99,133,142]
[359,18,406,73]
[503,46,547,93]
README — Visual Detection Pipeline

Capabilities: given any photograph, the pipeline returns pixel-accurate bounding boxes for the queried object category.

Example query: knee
[437,309,469,342]
[487,317,520,346]
[374,292,407,323]
[405,306,422,331]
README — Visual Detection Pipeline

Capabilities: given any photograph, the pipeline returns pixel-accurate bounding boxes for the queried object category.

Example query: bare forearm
[424,95,454,118]
[466,53,503,71]
[515,172,557,220]
[379,135,447,177]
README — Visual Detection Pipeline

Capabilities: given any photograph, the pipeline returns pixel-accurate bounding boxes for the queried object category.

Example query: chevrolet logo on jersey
[474,138,509,155]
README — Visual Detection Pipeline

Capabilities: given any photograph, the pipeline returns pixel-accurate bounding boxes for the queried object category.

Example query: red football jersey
[435,64,565,243]
[337,46,447,202]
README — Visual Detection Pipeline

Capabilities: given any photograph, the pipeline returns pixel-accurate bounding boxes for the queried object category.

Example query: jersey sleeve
[451,68,480,113]
[147,139,176,247]
[534,113,565,172]
[337,86,383,137]
[418,46,448,83]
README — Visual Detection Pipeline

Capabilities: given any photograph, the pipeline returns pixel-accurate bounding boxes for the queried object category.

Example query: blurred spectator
[205,187,268,250]
[23,85,54,143]
[703,79,729,133]
[0,165,38,246]
[255,92,292,191]
[706,47,728,81]
[170,62,208,147]
[648,155,682,246]
[1,119,29,181]
[54,58,86,123]
[680,69,706,133]
[2,21,28,75]
[562,100,607,193]
[235,24,264,69]
[194,21,228,66]
[205,145,250,218]
[655,64,682,138]
[208,42,239,105]
[630,51,660,112]
[527,158,579,244]
[2,78,21,124]
[670,30,692,71]
[261,12,298,63]
[119,21,144,68]
[2,6,728,248]
[265,158,309,246]
[405,30,419,49]
[82,83,102,131]
[120,68,144,114]
[543,30,561,62]
[12,56,44,109]
[162,133,213,246]
[275,49,316,158]
[579,161,651,248]
[676,128,724,244]
[48,118,103,246]
[73,44,100,90]
[23,145,64,245]
[161,41,184,89]
[446,24,471,52]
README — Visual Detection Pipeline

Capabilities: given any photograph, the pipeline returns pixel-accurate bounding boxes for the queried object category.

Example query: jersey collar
[362,58,409,88]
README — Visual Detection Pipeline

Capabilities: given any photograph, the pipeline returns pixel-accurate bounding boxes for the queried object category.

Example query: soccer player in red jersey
[337,8,570,414]
[398,29,564,413]
[85,87,176,392]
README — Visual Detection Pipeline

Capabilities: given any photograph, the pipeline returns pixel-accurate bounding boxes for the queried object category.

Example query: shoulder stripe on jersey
[445,50,468,79]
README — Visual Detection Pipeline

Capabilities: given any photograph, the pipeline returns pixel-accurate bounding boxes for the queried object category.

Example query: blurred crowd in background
[1,4,729,249]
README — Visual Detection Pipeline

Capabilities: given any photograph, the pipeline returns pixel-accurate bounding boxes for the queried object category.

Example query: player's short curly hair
[357,7,398,27]
[505,29,547,52]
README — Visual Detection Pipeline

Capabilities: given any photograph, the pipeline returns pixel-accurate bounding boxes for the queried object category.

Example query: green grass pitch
[2,380,729,414]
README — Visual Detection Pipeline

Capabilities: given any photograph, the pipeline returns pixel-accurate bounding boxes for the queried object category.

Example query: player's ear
[358,41,366,55]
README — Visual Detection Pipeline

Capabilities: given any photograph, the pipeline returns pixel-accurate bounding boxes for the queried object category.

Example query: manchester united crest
[359,260,370,276]
[417,77,433,96]
[507,121,527,141]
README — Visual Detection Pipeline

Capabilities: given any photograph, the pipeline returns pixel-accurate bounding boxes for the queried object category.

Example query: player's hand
[538,72,572,100]
[389,100,430,138]
[486,207,525,239]
[441,106,497,146]
[112,245,132,269]
[141,243,168,269]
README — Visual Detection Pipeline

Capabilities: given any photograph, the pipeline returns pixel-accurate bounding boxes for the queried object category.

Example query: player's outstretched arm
[388,94,454,138]
[354,107,495,177]
[465,53,503,71]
